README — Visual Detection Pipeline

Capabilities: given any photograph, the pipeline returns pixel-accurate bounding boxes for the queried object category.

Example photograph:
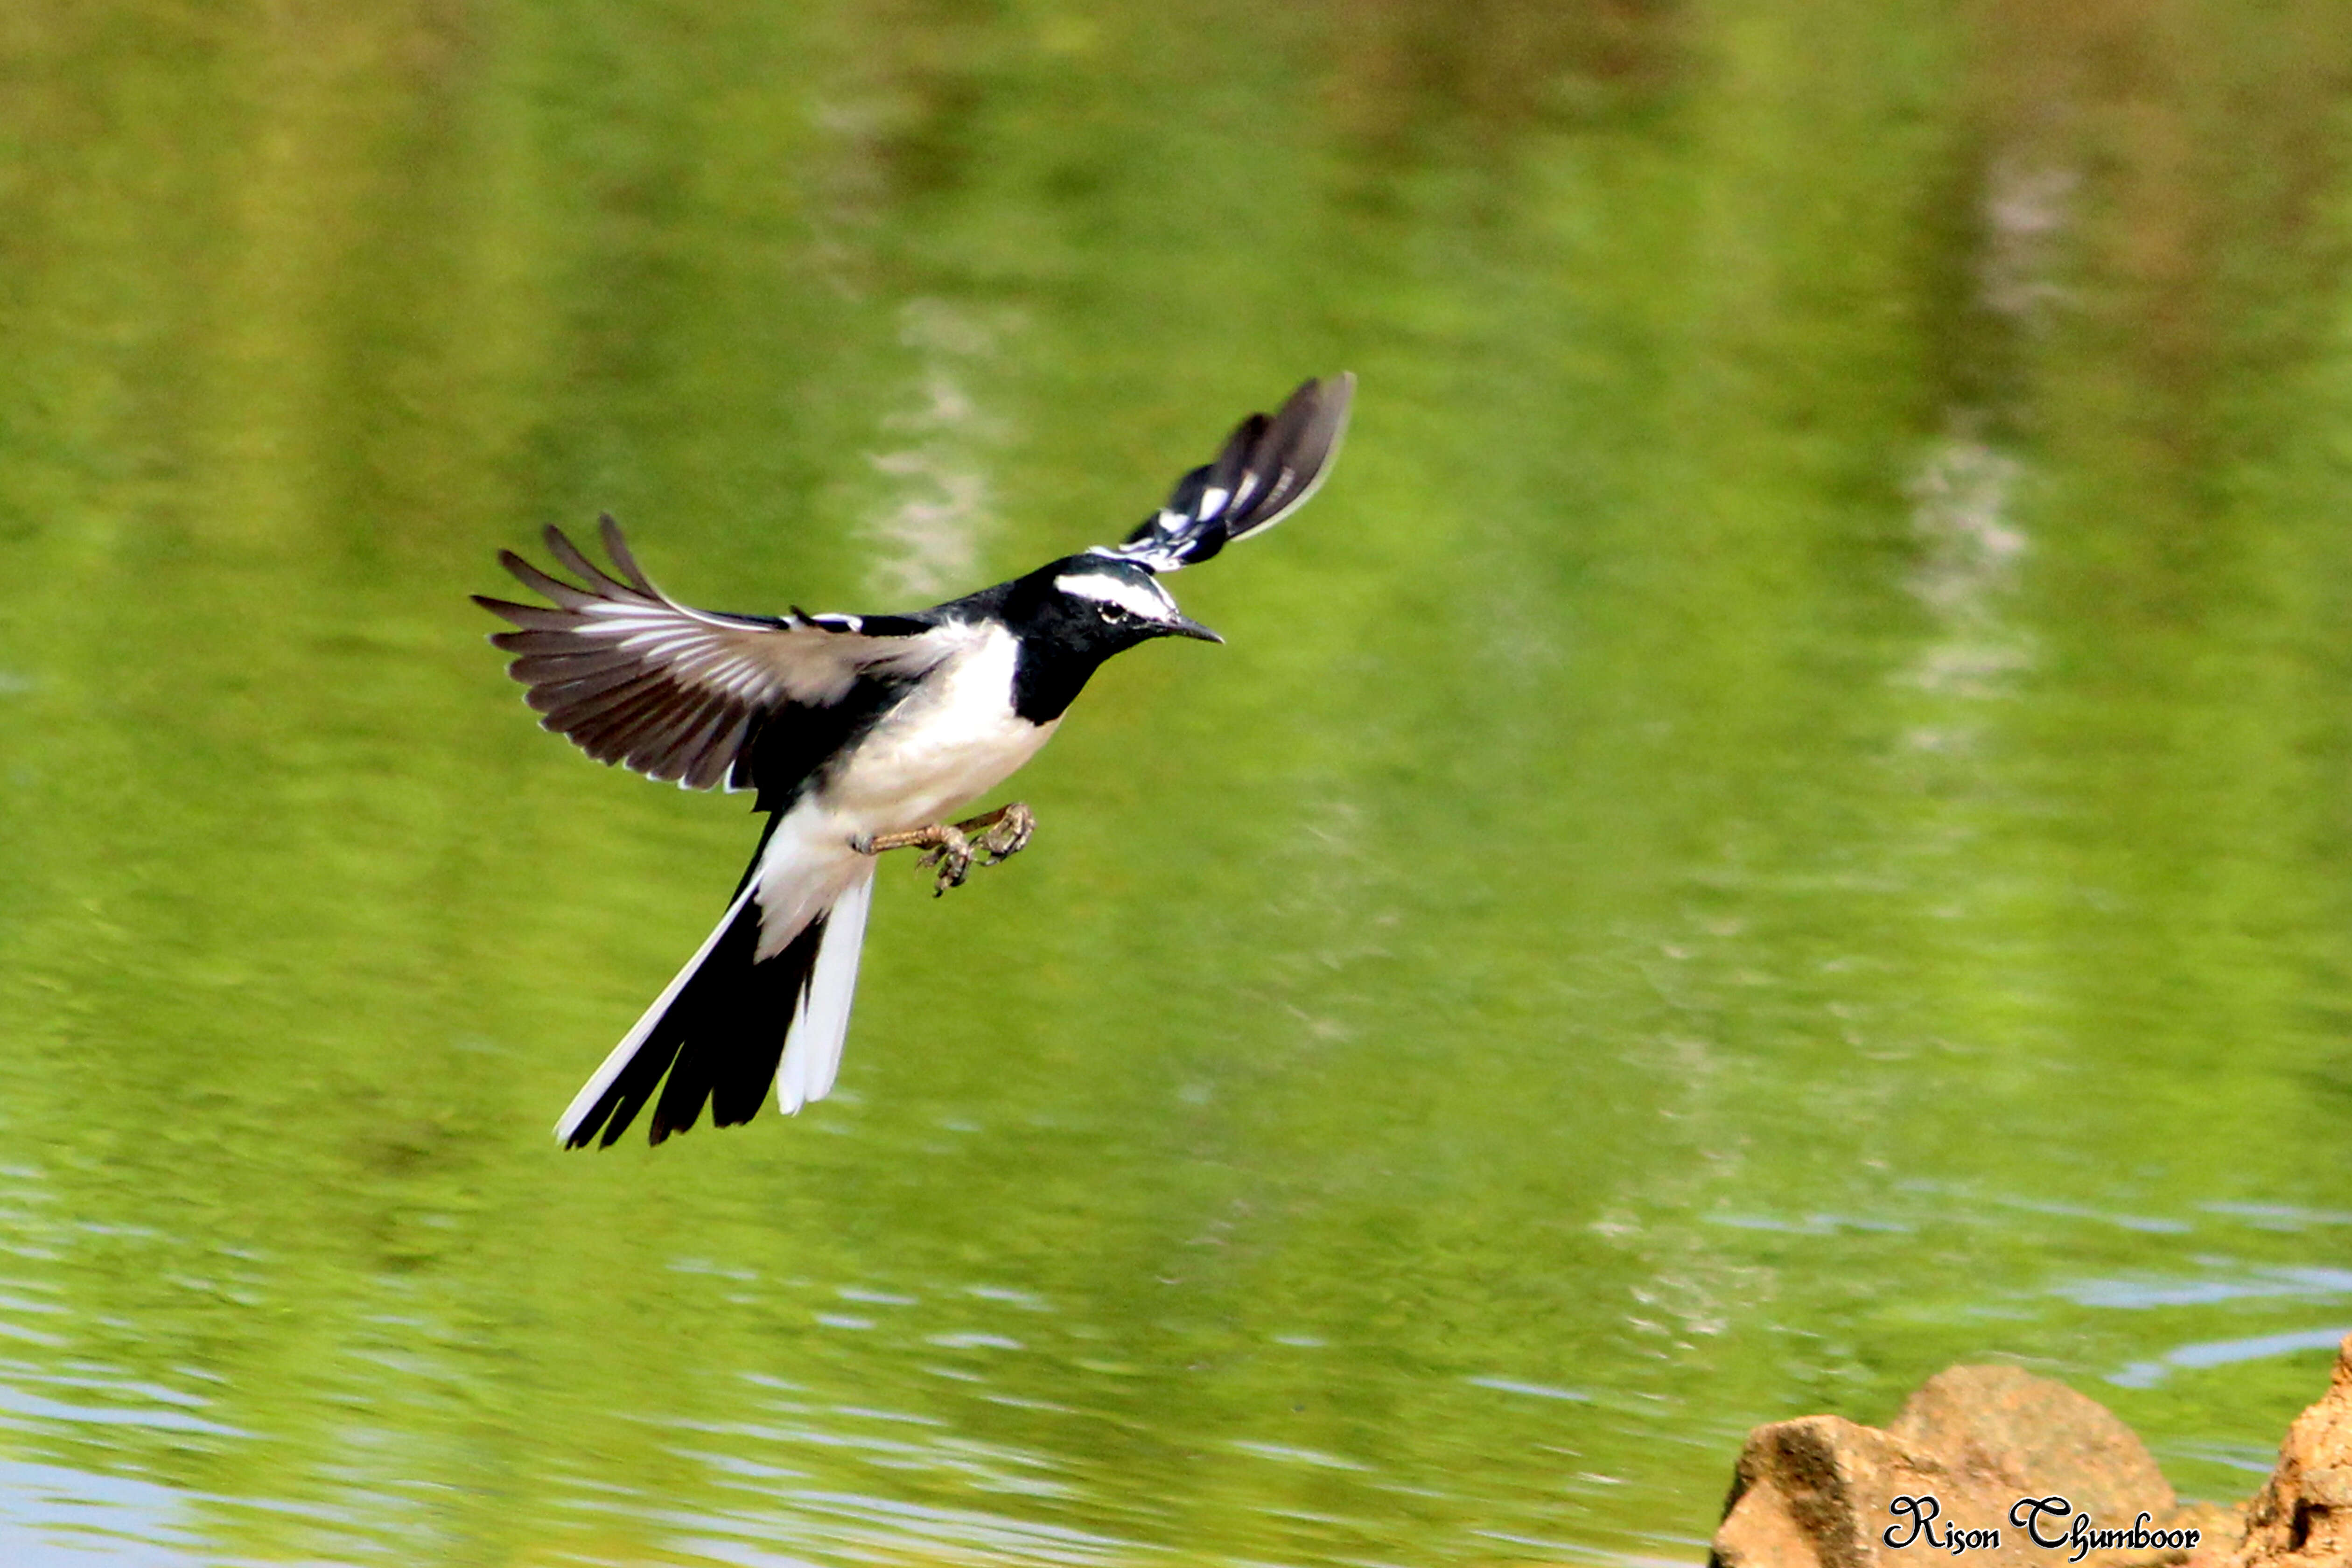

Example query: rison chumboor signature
[1883,1493,2203,1559]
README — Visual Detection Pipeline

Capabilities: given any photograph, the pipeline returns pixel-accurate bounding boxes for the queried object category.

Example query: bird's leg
[856,822,975,896]
[854,803,1036,897]
[953,801,1036,865]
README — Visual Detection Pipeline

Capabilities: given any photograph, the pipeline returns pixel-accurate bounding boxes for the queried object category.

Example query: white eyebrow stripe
[1054,572,1178,621]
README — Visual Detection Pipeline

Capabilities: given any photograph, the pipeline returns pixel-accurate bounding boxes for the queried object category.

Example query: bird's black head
[1000,554,1221,723]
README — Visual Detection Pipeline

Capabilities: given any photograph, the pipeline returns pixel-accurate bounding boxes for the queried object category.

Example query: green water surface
[6,2,2352,1563]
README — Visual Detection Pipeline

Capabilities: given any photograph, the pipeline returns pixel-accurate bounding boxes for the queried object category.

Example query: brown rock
[1888,1365,2175,1526]
[2172,1503,2252,1558]
[1710,1414,1949,1568]
[1711,1365,2210,1568]
[2193,1334,2352,1568]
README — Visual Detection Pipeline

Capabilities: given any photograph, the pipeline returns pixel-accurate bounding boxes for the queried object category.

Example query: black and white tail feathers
[1106,373,1354,573]
[554,869,874,1148]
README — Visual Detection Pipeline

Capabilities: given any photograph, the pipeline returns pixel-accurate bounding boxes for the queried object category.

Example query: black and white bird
[476,374,1353,1148]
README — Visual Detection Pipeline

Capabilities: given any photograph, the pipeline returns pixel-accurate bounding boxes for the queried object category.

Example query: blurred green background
[5,0,2352,1563]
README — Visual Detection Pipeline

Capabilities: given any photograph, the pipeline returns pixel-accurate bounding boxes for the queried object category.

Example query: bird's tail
[554,864,875,1149]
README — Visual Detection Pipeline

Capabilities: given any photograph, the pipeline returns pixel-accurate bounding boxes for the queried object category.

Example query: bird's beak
[1164,615,1224,644]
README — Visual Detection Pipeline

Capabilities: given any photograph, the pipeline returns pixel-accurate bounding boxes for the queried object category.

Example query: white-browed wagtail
[476,375,1354,1147]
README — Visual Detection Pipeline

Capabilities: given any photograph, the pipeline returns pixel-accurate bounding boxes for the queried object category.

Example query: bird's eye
[1097,604,1122,623]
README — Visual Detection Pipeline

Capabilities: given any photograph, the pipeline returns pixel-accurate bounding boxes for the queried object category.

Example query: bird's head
[1005,555,1223,661]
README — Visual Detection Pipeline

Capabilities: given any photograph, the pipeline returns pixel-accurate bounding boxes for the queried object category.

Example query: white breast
[749,623,1059,955]
[819,622,1057,835]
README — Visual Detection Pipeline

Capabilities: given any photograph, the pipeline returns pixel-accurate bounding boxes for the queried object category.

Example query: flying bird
[476,374,1354,1148]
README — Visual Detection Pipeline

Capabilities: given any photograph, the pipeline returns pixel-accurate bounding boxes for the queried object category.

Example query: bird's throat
[1008,638,1117,724]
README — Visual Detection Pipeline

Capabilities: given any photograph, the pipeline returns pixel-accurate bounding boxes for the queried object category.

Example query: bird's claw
[957,801,1036,865]
[917,829,975,896]
[856,804,1034,896]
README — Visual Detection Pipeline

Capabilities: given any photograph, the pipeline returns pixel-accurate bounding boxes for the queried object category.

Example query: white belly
[750,624,1057,954]
[820,624,1058,833]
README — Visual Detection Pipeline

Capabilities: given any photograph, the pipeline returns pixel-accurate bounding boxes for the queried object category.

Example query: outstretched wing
[1104,373,1354,573]
[474,516,948,791]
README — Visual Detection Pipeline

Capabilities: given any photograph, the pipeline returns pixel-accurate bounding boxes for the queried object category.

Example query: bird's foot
[954,801,1036,865]
[855,803,1036,897]
[857,822,974,895]
[915,832,974,896]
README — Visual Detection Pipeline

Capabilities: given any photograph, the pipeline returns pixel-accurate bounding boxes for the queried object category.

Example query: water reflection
[6,0,2352,1564]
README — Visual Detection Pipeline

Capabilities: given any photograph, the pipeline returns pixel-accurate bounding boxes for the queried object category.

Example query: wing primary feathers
[511,652,639,692]
[551,673,668,735]
[1106,372,1355,573]
[541,524,642,600]
[1202,413,1269,521]
[528,671,642,719]
[494,629,621,658]
[476,517,948,794]
[597,513,661,597]
[636,692,733,779]
[651,697,735,784]
[474,596,578,633]
[497,549,603,610]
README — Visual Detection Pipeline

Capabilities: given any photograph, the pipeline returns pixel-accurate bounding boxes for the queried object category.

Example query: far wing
[1104,373,1354,573]
[474,516,947,791]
